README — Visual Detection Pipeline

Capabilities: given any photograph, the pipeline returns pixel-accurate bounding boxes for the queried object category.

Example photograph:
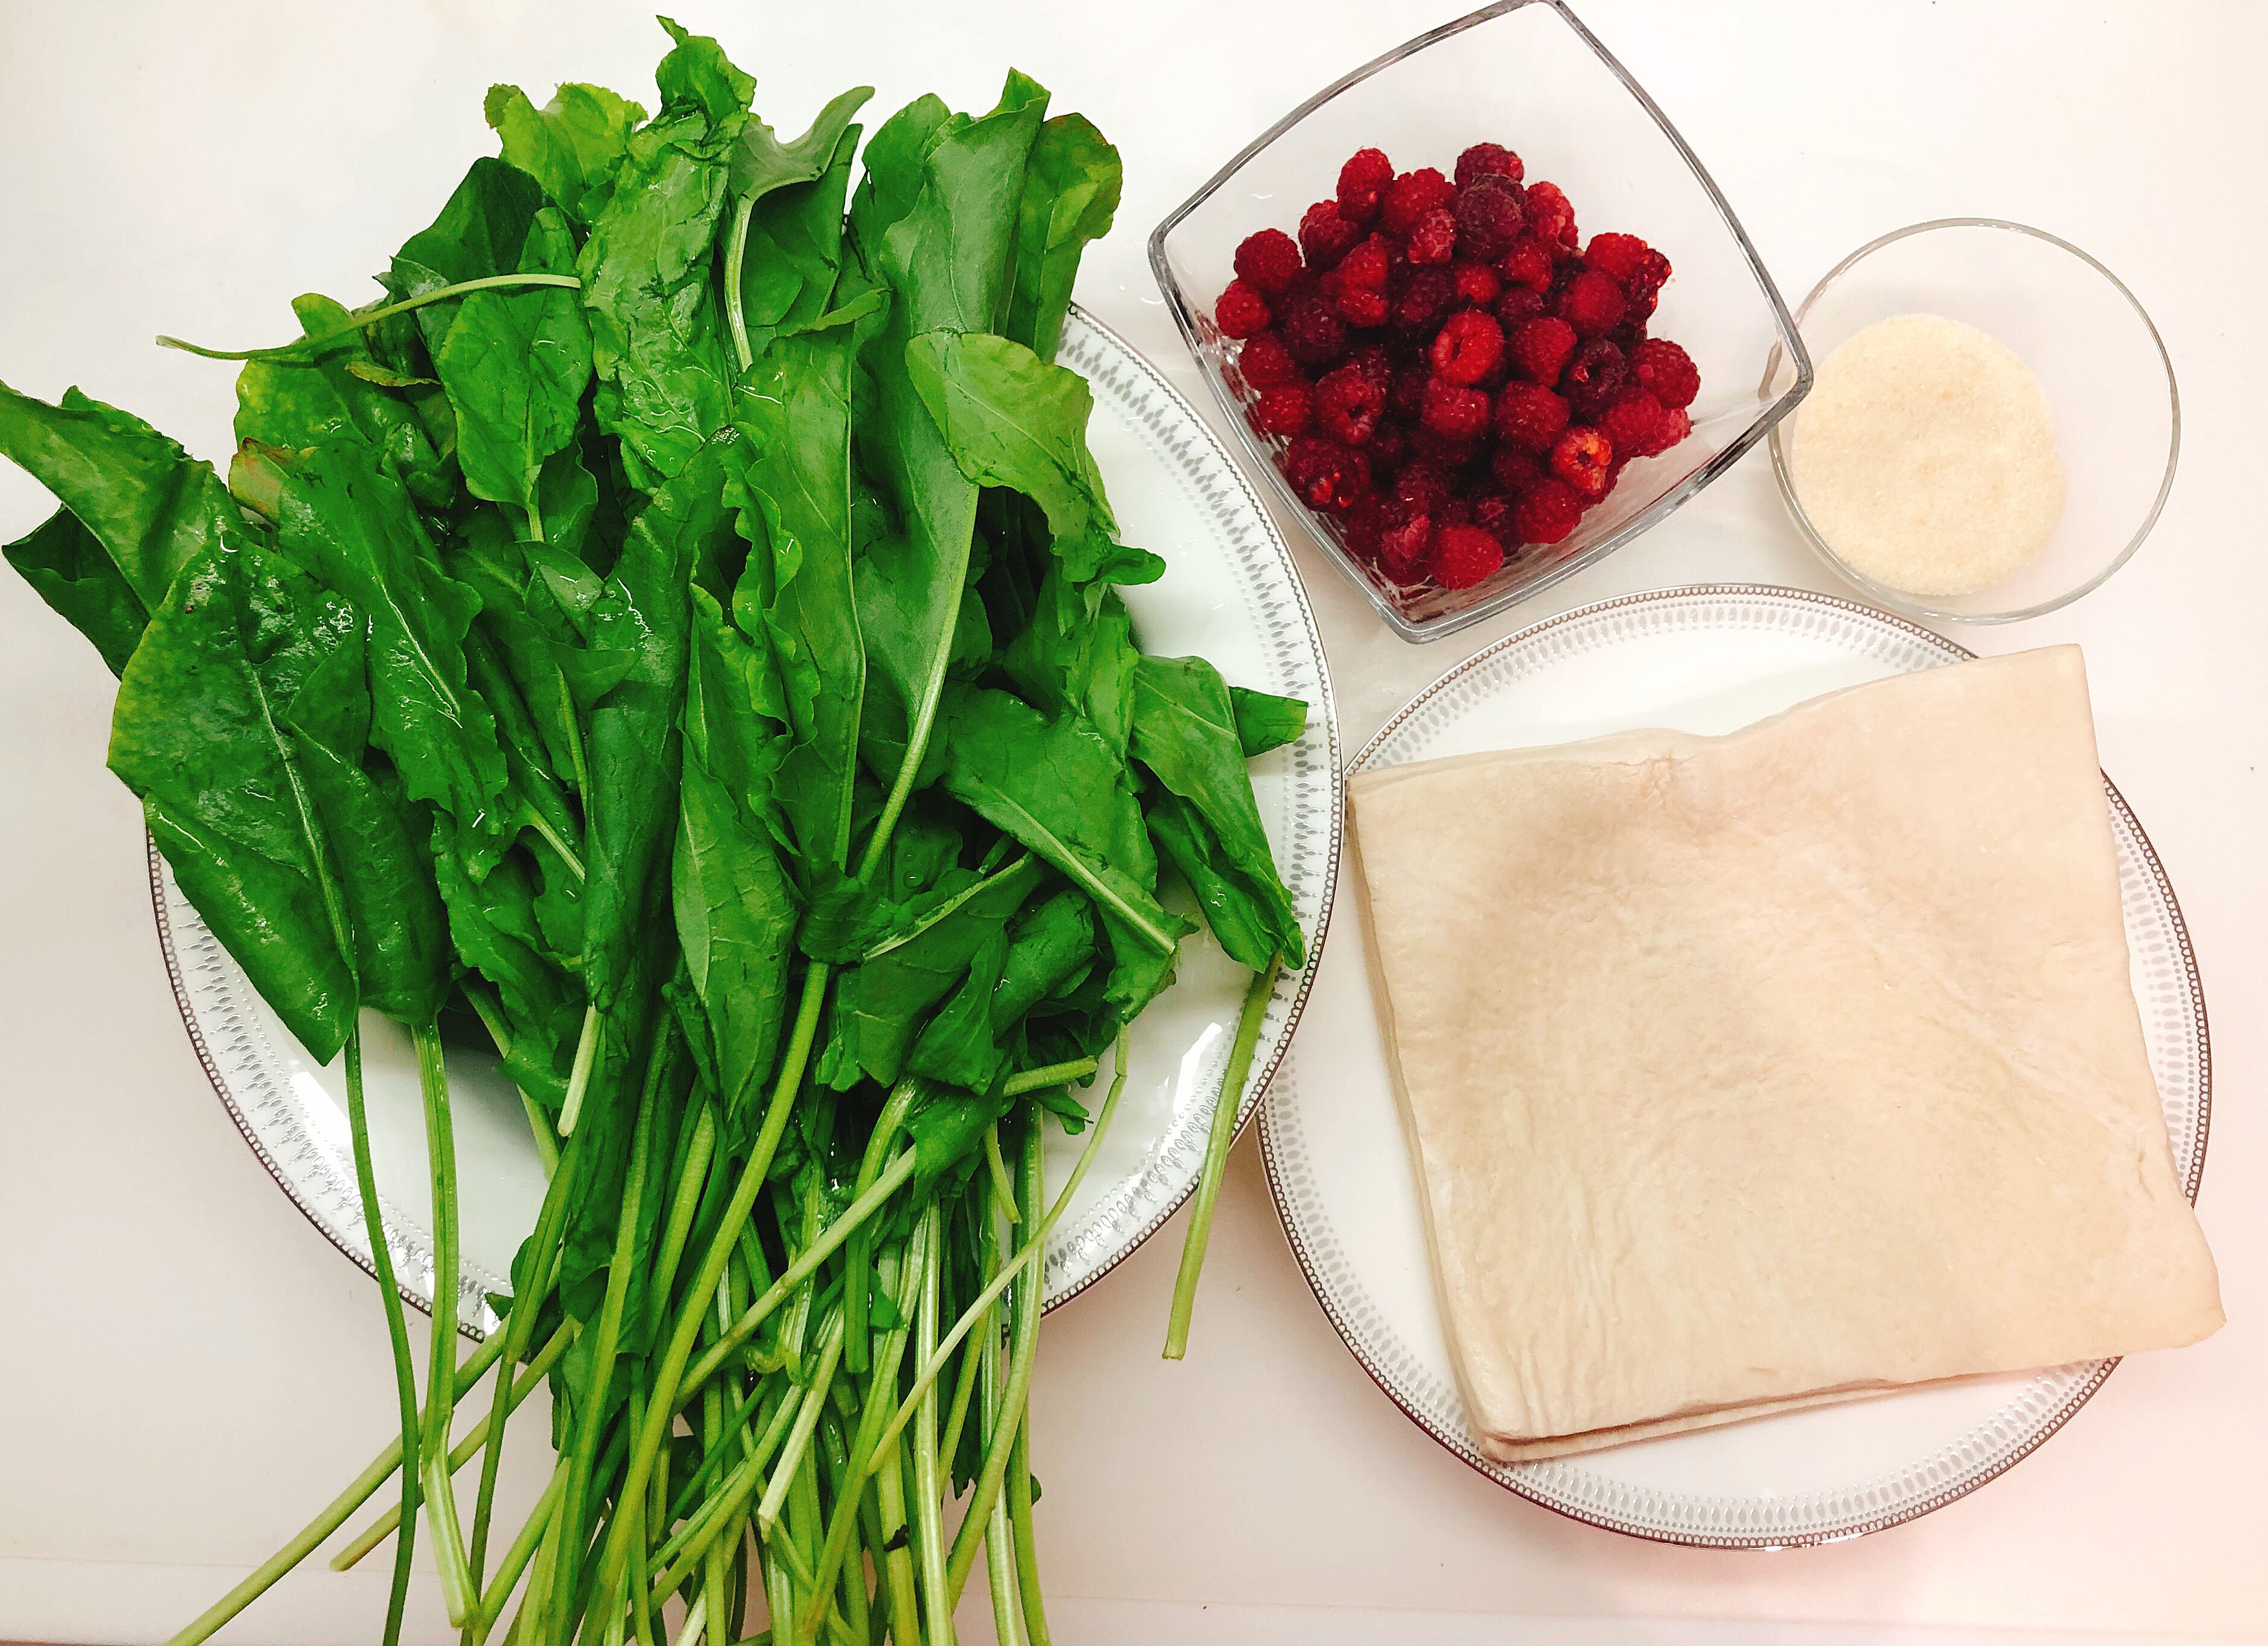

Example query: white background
[1,1,2262,1641]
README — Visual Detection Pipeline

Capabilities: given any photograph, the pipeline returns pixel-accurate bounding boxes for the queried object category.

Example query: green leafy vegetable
[2,508,148,675]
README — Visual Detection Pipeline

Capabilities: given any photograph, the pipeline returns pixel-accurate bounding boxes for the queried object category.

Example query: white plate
[149,304,1342,1332]
[1260,584,2210,1548]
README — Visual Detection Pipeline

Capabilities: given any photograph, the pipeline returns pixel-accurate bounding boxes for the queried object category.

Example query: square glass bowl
[1149,0,1812,641]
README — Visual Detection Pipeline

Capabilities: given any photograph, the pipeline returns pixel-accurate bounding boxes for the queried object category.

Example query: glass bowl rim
[1144,0,1815,643]
[1766,215,2182,626]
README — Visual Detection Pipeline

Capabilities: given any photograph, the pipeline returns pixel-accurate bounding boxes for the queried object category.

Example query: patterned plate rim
[1257,581,2212,1548]
[144,300,1346,1332]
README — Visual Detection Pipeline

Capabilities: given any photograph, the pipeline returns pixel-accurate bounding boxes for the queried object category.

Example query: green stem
[1009,1117,1053,1646]
[645,1100,720,1341]
[936,1194,997,1477]
[980,1194,1027,1646]
[525,805,586,882]
[335,1319,573,1570]
[724,193,759,373]
[163,1318,509,1646]
[415,1023,479,1625]
[910,1206,956,1646]
[757,1309,846,1533]
[469,1458,567,1646]
[1001,1058,1095,1096]
[349,1027,423,1646]
[1164,957,1280,1359]
[983,1123,1021,1224]
[556,1004,603,1135]
[1008,1411,1050,1646]
[843,1079,920,1376]
[157,273,583,361]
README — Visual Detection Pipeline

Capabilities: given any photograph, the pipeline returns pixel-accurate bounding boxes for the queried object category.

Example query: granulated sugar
[1789,314,2065,598]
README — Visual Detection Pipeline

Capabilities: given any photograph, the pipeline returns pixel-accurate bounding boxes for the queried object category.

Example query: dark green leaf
[484,83,646,225]
[654,17,755,128]
[1002,114,1121,362]
[1229,685,1307,758]
[0,376,233,611]
[903,329,1115,549]
[2,508,147,675]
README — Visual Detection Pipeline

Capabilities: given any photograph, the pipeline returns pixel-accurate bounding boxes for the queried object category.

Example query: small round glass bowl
[1766,219,2178,624]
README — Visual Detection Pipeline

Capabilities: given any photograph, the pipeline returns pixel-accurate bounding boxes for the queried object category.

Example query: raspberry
[1336,148,1395,226]
[1629,338,1699,409]
[1469,490,1516,541]
[1281,435,1368,513]
[1582,232,1652,287]
[1248,382,1312,438]
[1233,229,1304,297]
[1346,341,1393,390]
[1380,167,1454,236]
[1490,444,1544,493]
[1496,236,1554,295]
[1394,461,1453,517]
[1597,390,1666,458]
[1524,181,1578,254]
[1493,286,1545,330]
[1298,199,1362,270]
[1551,426,1614,499]
[1435,492,1474,528]
[1639,405,1692,458]
[1344,493,1386,560]
[1454,142,1525,189]
[1557,270,1628,339]
[1406,206,1458,265]
[1494,381,1571,452]
[1389,266,1456,333]
[1429,310,1503,386]
[1315,363,1385,446]
[1430,523,1505,590]
[1606,321,1648,354]
[1560,338,1627,420]
[1409,424,1479,471]
[1506,315,1577,384]
[1420,376,1491,440]
[1237,332,1301,390]
[1623,249,1672,322]
[1386,360,1430,423]
[1509,477,1583,546]
[1377,499,1434,582]
[1336,282,1389,327]
[1452,261,1502,308]
[1338,234,1393,293]
[1280,290,1348,365]
[1454,179,1526,261]
[1366,419,1408,473]
[1214,279,1270,338]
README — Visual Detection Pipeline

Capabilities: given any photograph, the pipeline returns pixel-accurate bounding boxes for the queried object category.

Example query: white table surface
[1,1,2261,1641]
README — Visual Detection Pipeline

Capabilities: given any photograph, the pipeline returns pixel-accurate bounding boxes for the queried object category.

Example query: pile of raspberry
[1213,142,1701,593]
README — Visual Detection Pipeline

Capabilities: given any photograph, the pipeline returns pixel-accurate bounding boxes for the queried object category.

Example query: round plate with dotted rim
[1259,584,2208,1548]
[150,303,1341,1333]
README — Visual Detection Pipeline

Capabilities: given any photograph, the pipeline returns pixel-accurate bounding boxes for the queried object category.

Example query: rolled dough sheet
[1347,646,2222,1462]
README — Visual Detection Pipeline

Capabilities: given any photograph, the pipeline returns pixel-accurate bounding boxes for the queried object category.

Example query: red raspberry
[1389,266,1456,333]
[1454,142,1525,189]
[1494,381,1571,452]
[1606,321,1649,355]
[1551,426,1614,499]
[1376,498,1434,582]
[1346,341,1393,389]
[1280,291,1348,366]
[1629,338,1699,409]
[1622,249,1672,322]
[1506,314,1577,384]
[1493,286,1545,330]
[1338,234,1393,293]
[1281,435,1368,513]
[1509,477,1583,546]
[1248,382,1313,438]
[1639,405,1692,458]
[1298,200,1362,270]
[1410,423,1479,470]
[1315,363,1386,446]
[1334,275,1389,326]
[1429,311,1503,386]
[1344,493,1386,560]
[1560,338,1627,420]
[1430,523,1505,590]
[1557,270,1628,340]
[1438,493,1475,528]
[1214,279,1271,338]
[1394,462,1451,516]
[1582,232,1653,288]
[1366,419,1408,473]
[1233,229,1304,297]
[1405,207,1458,266]
[1524,181,1578,254]
[1597,390,1666,458]
[1336,148,1395,226]
[1452,261,1502,308]
[1386,360,1430,423]
[1380,167,1454,237]
[1237,332,1301,390]
[1469,490,1516,541]
[1490,444,1543,493]
[1421,376,1491,440]
[1498,237,1554,294]
[1453,178,1526,261]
